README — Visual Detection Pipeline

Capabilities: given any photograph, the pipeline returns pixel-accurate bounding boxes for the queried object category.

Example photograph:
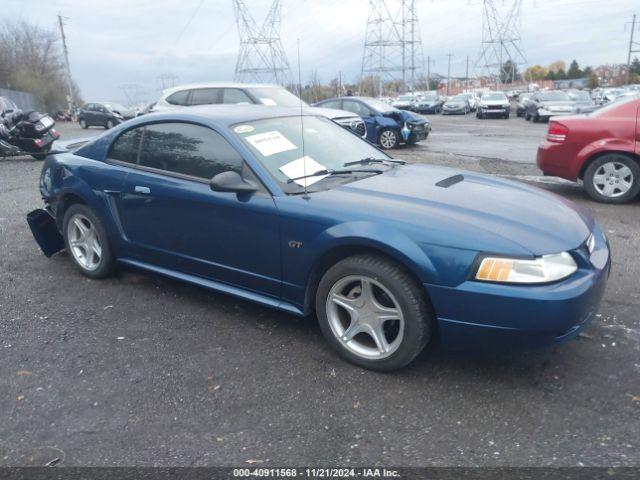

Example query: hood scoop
[436,174,464,188]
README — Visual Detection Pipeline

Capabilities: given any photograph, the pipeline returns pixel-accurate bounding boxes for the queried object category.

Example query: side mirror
[210,171,258,193]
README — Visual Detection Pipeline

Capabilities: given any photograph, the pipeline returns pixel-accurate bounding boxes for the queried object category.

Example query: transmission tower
[361,0,424,95]
[233,0,291,85]
[474,0,526,87]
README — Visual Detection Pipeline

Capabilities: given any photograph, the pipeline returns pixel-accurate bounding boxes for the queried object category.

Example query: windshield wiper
[343,157,406,167]
[286,168,383,184]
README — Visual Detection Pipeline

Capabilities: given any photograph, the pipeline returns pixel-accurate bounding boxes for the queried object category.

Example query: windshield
[538,91,570,101]
[0,97,18,111]
[422,94,437,101]
[397,95,413,101]
[451,95,467,101]
[483,93,506,101]
[570,91,591,101]
[234,115,391,194]
[104,103,128,112]
[248,87,308,108]
[366,98,397,113]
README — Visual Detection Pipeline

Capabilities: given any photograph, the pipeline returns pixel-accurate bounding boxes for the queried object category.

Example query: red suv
[537,96,640,203]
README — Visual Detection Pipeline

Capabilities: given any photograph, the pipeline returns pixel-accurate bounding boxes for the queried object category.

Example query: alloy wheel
[66,213,102,271]
[592,161,634,198]
[379,130,397,149]
[326,275,405,360]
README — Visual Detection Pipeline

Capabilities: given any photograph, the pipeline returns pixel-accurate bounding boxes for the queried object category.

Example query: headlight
[475,252,577,284]
[479,103,487,108]
[113,113,124,119]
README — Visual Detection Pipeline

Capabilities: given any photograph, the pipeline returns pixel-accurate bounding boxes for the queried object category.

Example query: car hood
[380,109,426,124]
[445,102,465,107]
[481,99,508,105]
[316,164,592,255]
[308,107,361,121]
[539,101,575,108]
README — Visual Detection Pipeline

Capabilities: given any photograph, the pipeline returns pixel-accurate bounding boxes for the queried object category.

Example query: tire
[378,128,399,149]
[79,119,88,129]
[106,120,115,129]
[525,112,531,121]
[532,113,540,123]
[63,203,115,279]
[315,254,433,371]
[583,153,640,204]
[504,113,510,119]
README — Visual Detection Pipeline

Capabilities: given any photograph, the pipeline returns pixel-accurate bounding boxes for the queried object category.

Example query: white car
[152,82,366,138]
[391,94,416,110]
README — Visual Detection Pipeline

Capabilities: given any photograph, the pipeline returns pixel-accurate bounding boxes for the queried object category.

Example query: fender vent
[436,174,464,188]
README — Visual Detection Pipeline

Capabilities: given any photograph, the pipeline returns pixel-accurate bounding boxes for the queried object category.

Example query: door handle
[134,186,151,195]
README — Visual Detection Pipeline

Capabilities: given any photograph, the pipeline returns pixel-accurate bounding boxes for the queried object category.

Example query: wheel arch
[578,149,640,179]
[302,239,436,316]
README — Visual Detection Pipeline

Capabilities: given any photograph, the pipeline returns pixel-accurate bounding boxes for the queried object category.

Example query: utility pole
[446,53,453,96]
[57,14,76,119]
[465,55,469,90]
[626,14,640,84]
[427,55,435,91]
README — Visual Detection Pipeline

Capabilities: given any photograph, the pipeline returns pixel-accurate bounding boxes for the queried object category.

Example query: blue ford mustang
[28,105,610,371]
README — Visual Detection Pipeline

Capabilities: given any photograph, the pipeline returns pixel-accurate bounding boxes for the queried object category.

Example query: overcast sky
[3,0,638,104]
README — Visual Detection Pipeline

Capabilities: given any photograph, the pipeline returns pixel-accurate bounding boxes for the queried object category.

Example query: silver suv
[153,83,366,138]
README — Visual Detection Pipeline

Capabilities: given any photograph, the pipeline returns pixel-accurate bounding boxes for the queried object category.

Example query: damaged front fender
[26,208,64,257]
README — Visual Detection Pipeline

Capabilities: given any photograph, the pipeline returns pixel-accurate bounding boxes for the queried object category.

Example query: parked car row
[79,83,430,150]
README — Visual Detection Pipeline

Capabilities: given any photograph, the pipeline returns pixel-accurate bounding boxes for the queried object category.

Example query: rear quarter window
[108,128,143,164]
[166,90,190,106]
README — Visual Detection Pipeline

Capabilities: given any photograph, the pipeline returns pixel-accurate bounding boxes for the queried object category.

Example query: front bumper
[478,107,509,116]
[443,106,466,114]
[408,124,430,141]
[424,226,610,349]
[414,105,439,113]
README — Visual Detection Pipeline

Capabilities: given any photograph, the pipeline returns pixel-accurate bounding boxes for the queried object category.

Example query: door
[342,99,377,142]
[115,122,281,296]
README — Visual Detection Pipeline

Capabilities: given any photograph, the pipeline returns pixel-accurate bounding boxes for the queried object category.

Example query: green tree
[567,60,583,79]
[587,74,599,89]
[630,57,640,76]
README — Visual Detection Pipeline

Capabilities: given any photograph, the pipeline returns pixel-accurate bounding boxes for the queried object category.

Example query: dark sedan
[78,102,136,129]
[29,106,609,371]
[442,95,471,115]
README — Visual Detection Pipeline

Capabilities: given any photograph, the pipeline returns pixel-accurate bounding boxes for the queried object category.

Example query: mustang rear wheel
[583,154,640,204]
[316,254,432,371]
[63,204,115,278]
[378,129,399,149]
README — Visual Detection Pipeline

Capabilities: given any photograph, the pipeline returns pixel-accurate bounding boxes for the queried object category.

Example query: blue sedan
[314,96,430,149]
[28,106,610,371]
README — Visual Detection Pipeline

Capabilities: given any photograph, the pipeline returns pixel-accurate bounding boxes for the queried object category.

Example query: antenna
[296,38,309,200]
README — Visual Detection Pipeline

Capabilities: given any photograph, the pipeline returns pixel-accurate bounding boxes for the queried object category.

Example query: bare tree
[0,20,82,111]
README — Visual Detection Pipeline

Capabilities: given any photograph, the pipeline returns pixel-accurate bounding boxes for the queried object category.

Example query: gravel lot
[1,116,639,467]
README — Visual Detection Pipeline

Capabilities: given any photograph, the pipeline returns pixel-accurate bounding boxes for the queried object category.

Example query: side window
[319,100,342,110]
[166,90,190,106]
[138,123,243,180]
[222,88,253,104]
[189,88,221,106]
[342,100,371,117]
[108,127,143,164]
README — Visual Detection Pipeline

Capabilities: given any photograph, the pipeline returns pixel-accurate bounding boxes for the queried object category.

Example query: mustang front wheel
[63,204,115,278]
[316,254,432,371]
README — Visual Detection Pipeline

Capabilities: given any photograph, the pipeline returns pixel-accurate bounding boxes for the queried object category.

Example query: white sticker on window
[234,124,254,134]
[260,98,277,106]
[279,156,328,187]
[245,130,297,157]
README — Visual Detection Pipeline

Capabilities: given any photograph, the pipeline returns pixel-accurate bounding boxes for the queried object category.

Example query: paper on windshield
[279,156,328,187]
[245,131,297,157]
[260,98,277,106]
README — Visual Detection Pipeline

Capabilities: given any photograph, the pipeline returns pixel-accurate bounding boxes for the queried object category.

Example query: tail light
[547,121,569,143]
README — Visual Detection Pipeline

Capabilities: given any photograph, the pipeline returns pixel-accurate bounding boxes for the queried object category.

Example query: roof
[161,82,281,96]
[126,104,321,129]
